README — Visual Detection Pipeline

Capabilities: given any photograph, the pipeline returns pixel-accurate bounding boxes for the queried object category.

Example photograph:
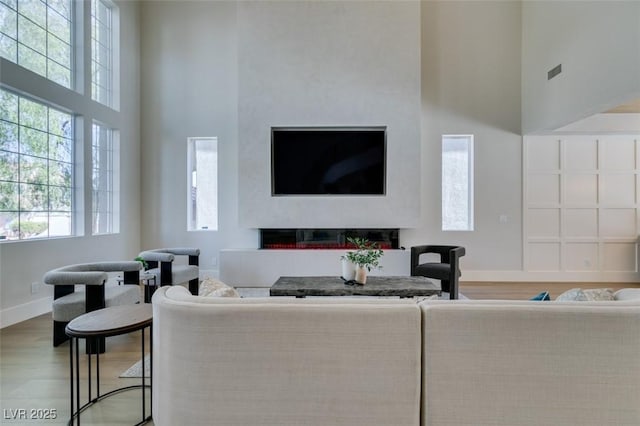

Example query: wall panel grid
[524,135,639,273]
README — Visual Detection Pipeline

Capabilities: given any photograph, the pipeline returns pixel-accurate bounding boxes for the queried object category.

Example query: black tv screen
[271,127,386,195]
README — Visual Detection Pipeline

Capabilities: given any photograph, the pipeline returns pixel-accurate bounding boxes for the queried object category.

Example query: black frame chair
[410,245,465,299]
[138,248,200,296]
[43,261,142,351]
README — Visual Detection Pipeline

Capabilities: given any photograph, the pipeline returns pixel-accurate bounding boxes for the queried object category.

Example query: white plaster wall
[236,1,422,228]
[522,0,640,134]
[139,1,256,270]
[403,1,523,273]
[0,0,142,326]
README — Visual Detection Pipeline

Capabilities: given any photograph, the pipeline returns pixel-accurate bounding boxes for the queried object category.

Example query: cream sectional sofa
[152,286,640,426]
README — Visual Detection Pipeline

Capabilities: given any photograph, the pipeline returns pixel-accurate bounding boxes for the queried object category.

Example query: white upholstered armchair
[138,248,200,295]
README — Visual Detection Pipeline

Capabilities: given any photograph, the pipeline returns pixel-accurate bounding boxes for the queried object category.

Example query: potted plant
[134,256,149,271]
[340,253,357,281]
[343,237,384,284]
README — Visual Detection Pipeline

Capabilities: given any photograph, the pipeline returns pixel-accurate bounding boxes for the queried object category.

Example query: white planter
[355,265,367,284]
[341,258,356,281]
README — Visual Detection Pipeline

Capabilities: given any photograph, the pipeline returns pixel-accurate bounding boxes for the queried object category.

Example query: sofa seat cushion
[148,265,198,285]
[414,263,451,280]
[52,284,140,322]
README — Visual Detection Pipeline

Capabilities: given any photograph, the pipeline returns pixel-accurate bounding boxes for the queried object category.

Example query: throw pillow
[581,288,615,301]
[529,291,550,301]
[199,277,240,298]
[555,288,615,301]
[555,288,587,301]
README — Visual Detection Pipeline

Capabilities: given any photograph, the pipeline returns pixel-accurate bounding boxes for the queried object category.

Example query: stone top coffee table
[270,276,440,298]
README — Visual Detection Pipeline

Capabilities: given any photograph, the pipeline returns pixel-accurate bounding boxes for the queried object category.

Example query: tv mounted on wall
[271,126,387,196]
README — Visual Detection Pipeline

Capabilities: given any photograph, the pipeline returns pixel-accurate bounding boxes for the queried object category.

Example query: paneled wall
[524,135,639,279]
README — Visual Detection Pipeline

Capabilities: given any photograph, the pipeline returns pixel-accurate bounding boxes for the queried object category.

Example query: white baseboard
[0,296,52,329]
[463,270,640,282]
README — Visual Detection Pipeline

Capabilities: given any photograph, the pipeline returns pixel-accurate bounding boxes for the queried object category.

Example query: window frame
[91,0,116,107]
[0,0,121,243]
[91,121,119,235]
[0,0,75,88]
[441,134,474,232]
[0,88,76,241]
[187,136,218,232]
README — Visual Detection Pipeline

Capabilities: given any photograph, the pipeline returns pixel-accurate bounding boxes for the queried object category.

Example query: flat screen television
[271,126,386,196]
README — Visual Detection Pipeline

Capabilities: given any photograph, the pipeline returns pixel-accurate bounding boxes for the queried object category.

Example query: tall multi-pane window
[0,89,73,240]
[0,0,73,88]
[187,137,218,231]
[91,0,113,106]
[92,122,117,235]
[442,135,474,231]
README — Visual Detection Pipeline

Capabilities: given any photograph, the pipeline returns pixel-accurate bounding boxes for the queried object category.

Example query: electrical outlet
[499,214,508,224]
[31,282,40,294]
[211,256,218,267]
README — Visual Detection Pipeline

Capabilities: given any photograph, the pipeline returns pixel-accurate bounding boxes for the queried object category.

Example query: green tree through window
[0,89,73,240]
[0,0,73,88]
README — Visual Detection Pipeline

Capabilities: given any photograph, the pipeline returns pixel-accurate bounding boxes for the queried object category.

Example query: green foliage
[9,220,47,238]
[1,88,73,219]
[344,237,384,271]
[134,256,149,270]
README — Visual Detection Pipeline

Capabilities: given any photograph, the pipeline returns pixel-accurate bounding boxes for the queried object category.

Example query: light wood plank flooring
[1,281,638,425]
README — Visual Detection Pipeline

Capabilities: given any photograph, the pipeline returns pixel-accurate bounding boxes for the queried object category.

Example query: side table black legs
[65,305,153,426]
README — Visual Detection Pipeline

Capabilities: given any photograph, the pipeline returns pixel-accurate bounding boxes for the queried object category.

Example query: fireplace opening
[259,229,399,250]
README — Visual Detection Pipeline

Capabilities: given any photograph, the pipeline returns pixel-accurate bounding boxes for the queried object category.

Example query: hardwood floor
[1,314,152,425]
[1,281,638,425]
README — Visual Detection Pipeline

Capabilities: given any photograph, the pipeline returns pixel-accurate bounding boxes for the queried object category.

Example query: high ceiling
[605,98,640,113]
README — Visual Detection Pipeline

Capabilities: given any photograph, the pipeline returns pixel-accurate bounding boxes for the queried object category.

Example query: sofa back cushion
[152,286,422,426]
[420,301,640,426]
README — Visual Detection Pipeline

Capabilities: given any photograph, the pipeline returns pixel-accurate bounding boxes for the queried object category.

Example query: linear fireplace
[259,229,399,250]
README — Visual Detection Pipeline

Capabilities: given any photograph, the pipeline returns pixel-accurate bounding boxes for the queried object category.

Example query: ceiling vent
[547,64,562,80]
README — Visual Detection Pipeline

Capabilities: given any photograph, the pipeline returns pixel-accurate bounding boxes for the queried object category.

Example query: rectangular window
[92,122,117,235]
[91,0,113,106]
[442,135,474,231]
[0,0,73,88]
[0,88,74,240]
[187,137,218,231]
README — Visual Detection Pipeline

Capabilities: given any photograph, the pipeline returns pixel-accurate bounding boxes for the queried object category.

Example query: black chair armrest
[411,245,451,273]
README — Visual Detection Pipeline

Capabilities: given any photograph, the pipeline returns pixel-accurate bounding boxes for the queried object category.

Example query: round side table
[65,304,153,426]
